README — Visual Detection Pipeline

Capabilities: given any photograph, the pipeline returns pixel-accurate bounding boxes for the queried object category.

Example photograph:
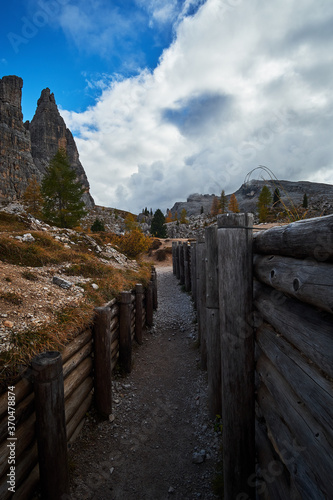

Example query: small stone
[109,414,115,422]
[168,486,175,494]
[3,321,14,328]
[52,276,72,289]
[192,452,205,464]
[109,467,114,474]
[91,283,99,290]
[22,233,35,242]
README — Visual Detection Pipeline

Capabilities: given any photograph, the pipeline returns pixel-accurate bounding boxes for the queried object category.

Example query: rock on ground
[68,266,221,500]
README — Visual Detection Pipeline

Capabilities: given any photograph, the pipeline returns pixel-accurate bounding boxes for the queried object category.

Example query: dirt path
[69,266,221,500]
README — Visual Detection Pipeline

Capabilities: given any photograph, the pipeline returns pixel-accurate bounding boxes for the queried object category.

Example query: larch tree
[257,185,272,222]
[22,176,43,218]
[228,193,240,213]
[210,196,220,216]
[41,148,86,228]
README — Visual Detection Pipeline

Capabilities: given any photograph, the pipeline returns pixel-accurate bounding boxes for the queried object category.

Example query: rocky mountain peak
[0,76,94,208]
[0,76,40,203]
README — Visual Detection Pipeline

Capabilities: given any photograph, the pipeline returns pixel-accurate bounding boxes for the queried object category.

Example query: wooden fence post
[205,225,222,418]
[32,351,69,500]
[184,242,191,292]
[191,242,197,309]
[135,284,144,345]
[146,281,154,327]
[93,306,113,417]
[172,241,177,275]
[119,291,132,373]
[196,237,207,370]
[217,213,255,500]
[179,243,185,285]
[175,242,180,280]
[152,267,158,310]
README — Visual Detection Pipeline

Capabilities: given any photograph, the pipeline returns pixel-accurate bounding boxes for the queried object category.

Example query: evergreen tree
[91,218,105,232]
[273,187,281,206]
[23,176,43,218]
[257,185,272,222]
[41,149,86,228]
[220,189,227,214]
[302,193,308,209]
[228,193,240,213]
[150,209,167,238]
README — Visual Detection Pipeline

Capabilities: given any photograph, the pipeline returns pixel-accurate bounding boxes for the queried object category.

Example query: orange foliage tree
[228,193,240,213]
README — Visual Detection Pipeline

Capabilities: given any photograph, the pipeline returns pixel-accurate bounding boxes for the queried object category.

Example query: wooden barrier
[32,352,69,500]
[0,276,156,499]
[173,214,333,499]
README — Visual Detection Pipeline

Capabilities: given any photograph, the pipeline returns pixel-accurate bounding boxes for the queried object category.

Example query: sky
[1,0,333,213]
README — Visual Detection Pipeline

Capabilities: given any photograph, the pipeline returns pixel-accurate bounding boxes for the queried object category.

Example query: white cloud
[61,0,333,213]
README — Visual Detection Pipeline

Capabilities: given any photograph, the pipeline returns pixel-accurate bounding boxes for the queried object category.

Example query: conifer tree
[220,189,227,214]
[41,149,86,228]
[228,193,240,213]
[257,185,272,222]
[273,187,281,206]
[23,176,43,218]
[151,209,167,238]
[302,193,308,209]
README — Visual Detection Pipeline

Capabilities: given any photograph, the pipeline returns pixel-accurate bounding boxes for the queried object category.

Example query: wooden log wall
[0,275,155,499]
[254,214,333,499]
[172,214,333,500]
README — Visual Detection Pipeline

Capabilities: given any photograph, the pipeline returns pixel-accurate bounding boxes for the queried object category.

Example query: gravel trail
[69,266,221,500]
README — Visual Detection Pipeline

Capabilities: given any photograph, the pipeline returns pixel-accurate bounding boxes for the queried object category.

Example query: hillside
[170,179,333,218]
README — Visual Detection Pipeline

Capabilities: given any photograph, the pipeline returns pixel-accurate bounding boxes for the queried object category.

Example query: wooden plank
[257,323,333,443]
[254,281,333,378]
[0,377,33,420]
[256,418,293,500]
[253,214,333,262]
[0,392,34,443]
[65,376,93,424]
[64,357,92,400]
[257,383,325,499]
[217,213,255,500]
[62,340,93,378]
[0,412,35,480]
[66,393,93,442]
[257,355,333,497]
[61,328,92,363]
[254,254,333,313]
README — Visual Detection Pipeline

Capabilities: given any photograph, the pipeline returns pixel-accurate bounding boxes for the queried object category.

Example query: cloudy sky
[2,0,333,213]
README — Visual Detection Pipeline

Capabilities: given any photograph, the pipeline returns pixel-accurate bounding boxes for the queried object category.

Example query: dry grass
[0,303,95,387]
[0,222,153,387]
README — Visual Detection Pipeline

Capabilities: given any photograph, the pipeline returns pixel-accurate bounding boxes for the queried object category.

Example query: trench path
[69,266,221,500]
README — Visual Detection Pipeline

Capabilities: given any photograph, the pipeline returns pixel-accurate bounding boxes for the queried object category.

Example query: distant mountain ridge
[170,179,333,217]
[0,75,94,207]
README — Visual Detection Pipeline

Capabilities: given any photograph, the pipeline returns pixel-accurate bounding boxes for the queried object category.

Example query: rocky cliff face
[0,76,41,203]
[27,88,94,207]
[0,75,94,207]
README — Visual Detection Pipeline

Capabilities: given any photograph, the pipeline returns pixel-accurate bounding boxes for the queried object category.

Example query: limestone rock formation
[27,87,94,207]
[0,75,94,208]
[0,75,41,203]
